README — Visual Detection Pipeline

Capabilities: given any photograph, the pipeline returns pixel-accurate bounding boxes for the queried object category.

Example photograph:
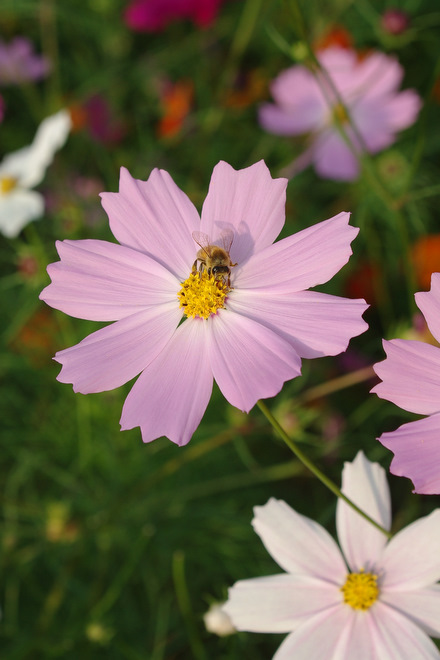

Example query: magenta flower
[124,0,223,32]
[259,47,421,181]
[223,452,440,659]
[372,273,440,494]
[40,161,367,446]
[0,37,50,85]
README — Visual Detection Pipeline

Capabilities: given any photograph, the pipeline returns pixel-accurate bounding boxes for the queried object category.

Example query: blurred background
[1,0,440,657]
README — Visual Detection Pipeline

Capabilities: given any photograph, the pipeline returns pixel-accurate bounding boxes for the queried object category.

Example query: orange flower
[314,25,353,51]
[223,69,267,109]
[345,260,381,306]
[411,234,440,290]
[157,80,193,138]
[10,308,58,366]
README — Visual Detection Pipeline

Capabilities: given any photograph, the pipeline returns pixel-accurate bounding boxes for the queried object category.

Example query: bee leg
[192,260,198,274]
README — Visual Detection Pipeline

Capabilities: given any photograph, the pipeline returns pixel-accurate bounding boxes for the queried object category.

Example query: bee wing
[192,231,213,257]
[218,229,234,252]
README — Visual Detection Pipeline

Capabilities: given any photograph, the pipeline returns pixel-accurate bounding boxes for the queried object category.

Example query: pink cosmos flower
[0,37,50,85]
[124,0,223,32]
[223,451,440,659]
[372,273,440,494]
[40,160,367,446]
[259,47,421,181]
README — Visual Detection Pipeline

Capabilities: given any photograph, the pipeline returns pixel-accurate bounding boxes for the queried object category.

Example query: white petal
[251,499,347,581]
[336,451,391,572]
[1,109,71,188]
[381,586,440,637]
[224,574,340,633]
[0,189,44,237]
[381,509,440,590]
[367,602,440,659]
[271,606,355,660]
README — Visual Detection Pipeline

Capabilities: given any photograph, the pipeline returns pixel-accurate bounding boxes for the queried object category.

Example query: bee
[192,229,237,287]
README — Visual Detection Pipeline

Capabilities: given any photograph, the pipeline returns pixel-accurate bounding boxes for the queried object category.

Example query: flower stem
[256,400,392,539]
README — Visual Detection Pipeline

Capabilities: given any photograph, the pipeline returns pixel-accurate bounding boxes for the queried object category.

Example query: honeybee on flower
[192,229,236,287]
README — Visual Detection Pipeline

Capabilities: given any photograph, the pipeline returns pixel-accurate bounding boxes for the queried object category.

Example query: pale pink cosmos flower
[372,272,440,494]
[259,47,421,181]
[40,160,367,446]
[0,37,50,85]
[223,451,440,659]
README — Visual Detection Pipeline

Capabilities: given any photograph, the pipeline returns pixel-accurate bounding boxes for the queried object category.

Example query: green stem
[256,400,392,539]
[172,551,206,660]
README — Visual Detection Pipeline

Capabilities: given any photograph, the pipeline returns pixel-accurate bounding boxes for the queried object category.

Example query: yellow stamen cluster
[332,103,350,125]
[340,570,379,611]
[178,271,229,319]
[0,177,17,194]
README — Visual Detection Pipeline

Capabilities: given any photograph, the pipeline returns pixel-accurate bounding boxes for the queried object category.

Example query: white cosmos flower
[0,109,71,238]
[223,452,440,659]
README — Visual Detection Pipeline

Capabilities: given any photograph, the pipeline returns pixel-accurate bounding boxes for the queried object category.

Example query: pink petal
[259,103,320,136]
[251,499,347,581]
[270,65,324,114]
[381,587,440,637]
[120,318,213,446]
[367,602,440,659]
[336,452,391,572]
[318,47,357,87]
[315,48,358,103]
[378,414,440,494]
[55,303,181,393]
[372,339,440,415]
[227,290,368,359]
[313,130,360,181]
[208,311,301,412]
[351,51,404,98]
[100,167,200,280]
[40,239,179,321]
[199,160,287,265]
[223,574,340,633]
[415,273,440,344]
[380,89,421,132]
[259,67,325,135]
[234,212,358,293]
[381,509,440,589]
[271,607,355,660]
[351,99,397,153]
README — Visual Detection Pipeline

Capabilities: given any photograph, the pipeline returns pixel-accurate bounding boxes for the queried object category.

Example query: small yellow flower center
[332,103,350,125]
[0,176,17,194]
[178,271,230,319]
[340,570,379,611]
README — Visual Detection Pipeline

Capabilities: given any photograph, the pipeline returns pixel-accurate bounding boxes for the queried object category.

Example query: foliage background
[1,0,440,657]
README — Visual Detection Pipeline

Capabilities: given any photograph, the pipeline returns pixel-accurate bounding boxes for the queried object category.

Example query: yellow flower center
[340,570,379,611]
[0,176,17,194]
[177,271,230,319]
[332,103,350,125]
